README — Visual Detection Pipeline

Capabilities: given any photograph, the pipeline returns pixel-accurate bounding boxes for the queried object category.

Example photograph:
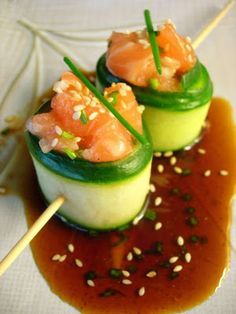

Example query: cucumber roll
[96,19,213,152]
[26,71,152,231]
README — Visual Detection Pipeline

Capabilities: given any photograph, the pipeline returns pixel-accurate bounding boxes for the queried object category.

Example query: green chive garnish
[185,206,195,214]
[144,209,157,221]
[181,193,192,201]
[187,215,199,227]
[149,78,159,90]
[144,9,162,75]
[109,268,122,279]
[61,131,75,139]
[99,288,119,297]
[189,235,200,243]
[64,57,148,145]
[63,148,76,160]
[80,110,88,125]
[107,91,118,106]
[85,271,97,280]
[154,241,163,254]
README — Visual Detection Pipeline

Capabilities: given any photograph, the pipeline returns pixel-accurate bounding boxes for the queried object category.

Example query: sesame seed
[188,54,193,62]
[133,247,142,255]
[138,39,149,45]
[186,44,192,52]
[170,156,177,166]
[75,137,81,143]
[84,87,90,96]
[154,196,162,207]
[90,100,97,107]
[123,84,131,91]
[219,170,229,176]
[186,36,192,43]
[122,270,130,277]
[74,104,85,112]
[75,258,83,268]
[137,105,145,114]
[99,108,106,114]
[68,243,74,253]
[185,252,191,263]
[72,111,81,120]
[146,271,157,278]
[198,148,206,154]
[173,265,183,272]
[0,186,7,194]
[154,152,162,157]
[155,222,162,231]
[52,254,61,261]
[107,97,113,103]
[87,279,95,287]
[138,286,145,296]
[83,96,91,105]
[59,254,67,262]
[104,91,108,96]
[111,83,116,87]
[163,151,173,157]
[75,81,82,91]
[53,80,68,93]
[174,166,183,174]
[149,183,156,193]
[127,252,133,261]
[51,138,58,148]
[157,164,164,173]
[119,89,127,96]
[55,125,62,135]
[109,112,115,118]
[203,170,211,177]
[122,279,132,285]
[89,112,98,121]
[169,256,179,264]
[177,236,184,246]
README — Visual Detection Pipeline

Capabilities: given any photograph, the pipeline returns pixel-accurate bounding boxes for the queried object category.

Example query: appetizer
[26,71,152,230]
[96,17,213,152]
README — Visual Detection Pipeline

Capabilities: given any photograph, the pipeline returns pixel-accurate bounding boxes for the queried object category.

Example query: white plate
[0,0,236,313]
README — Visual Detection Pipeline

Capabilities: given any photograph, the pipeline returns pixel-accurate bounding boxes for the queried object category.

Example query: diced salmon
[26,73,143,162]
[106,21,196,89]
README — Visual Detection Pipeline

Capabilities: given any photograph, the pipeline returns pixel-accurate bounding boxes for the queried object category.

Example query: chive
[170,271,179,280]
[64,57,148,145]
[107,91,118,106]
[134,254,144,261]
[154,241,163,254]
[126,265,137,274]
[185,207,195,214]
[149,78,159,90]
[111,233,128,247]
[189,235,200,243]
[187,215,199,227]
[144,209,157,221]
[85,271,97,280]
[144,9,162,74]
[109,268,122,279]
[181,193,192,201]
[63,148,76,160]
[181,168,192,176]
[160,260,171,268]
[170,187,180,195]
[61,131,75,139]
[99,288,119,297]
[80,110,89,125]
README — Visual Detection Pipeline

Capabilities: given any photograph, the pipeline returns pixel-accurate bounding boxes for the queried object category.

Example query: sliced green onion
[80,110,88,125]
[63,148,77,160]
[144,209,157,221]
[85,271,97,280]
[61,131,75,139]
[154,241,163,254]
[144,9,162,75]
[149,78,159,89]
[99,288,119,297]
[187,215,199,227]
[64,57,148,145]
[107,91,118,106]
[109,268,122,279]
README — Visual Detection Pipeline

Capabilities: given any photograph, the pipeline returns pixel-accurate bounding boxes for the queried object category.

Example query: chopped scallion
[144,209,157,221]
[64,148,76,160]
[109,268,122,279]
[108,91,118,106]
[80,110,89,125]
[61,131,75,139]
[149,78,159,90]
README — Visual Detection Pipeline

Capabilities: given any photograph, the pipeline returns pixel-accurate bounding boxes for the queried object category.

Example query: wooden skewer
[192,0,235,49]
[0,196,65,276]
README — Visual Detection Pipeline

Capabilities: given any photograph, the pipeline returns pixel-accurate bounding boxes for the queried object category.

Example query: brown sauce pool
[4,98,236,313]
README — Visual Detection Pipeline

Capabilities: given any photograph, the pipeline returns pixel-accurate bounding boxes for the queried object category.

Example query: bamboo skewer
[0,1,234,278]
[192,0,235,49]
[0,196,65,276]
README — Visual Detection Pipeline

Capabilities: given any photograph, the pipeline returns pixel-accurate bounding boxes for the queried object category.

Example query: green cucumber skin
[96,54,213,111]
[32,156,152,230]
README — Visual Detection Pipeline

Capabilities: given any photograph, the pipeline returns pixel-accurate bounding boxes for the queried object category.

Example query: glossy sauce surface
[6,98,236,313]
